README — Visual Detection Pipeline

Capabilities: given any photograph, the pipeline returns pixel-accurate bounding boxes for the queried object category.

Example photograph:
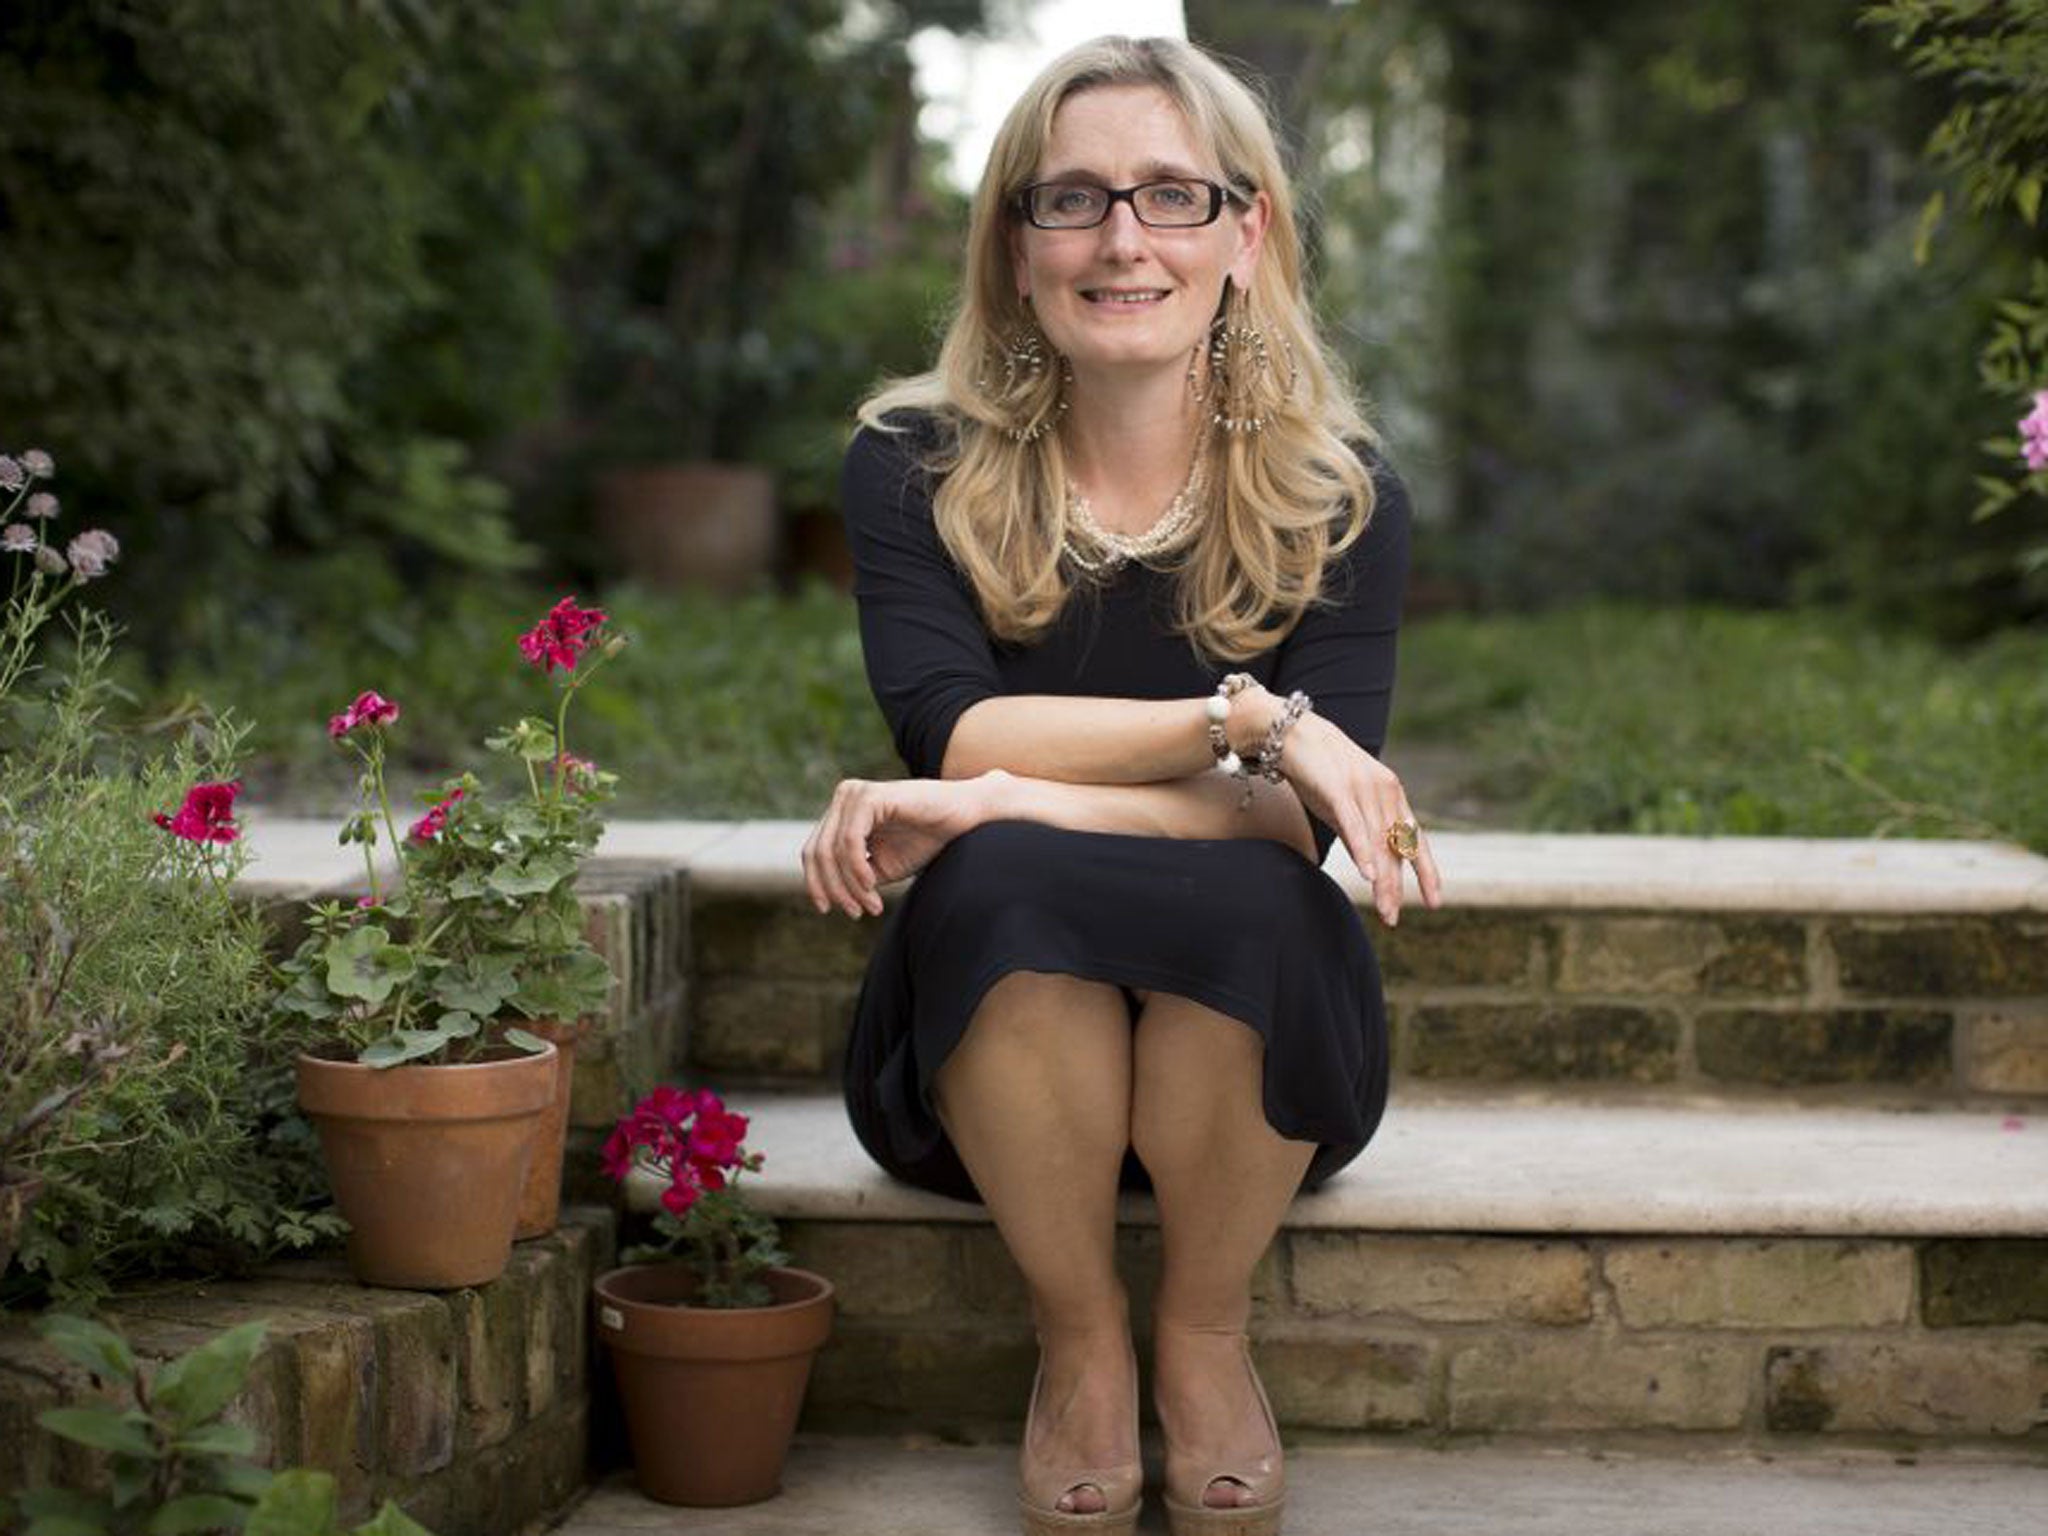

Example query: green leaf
[36,1407,156,1458]
[149,1493,254,1535]
[2018,173,2042,227]
[324,927,415,1006]
[502,1026,548,1054]
[1912,188,1944,266]
[15,1487,113,1533]
[35,1314,137,1382]
[487,850,576,898]
[152,1321,268,1430]
[245,1471,337,1536]
[171,1420,261,1459]
[350,1501,437,1536]
[431,954,519,1017]
[212,1464,275,1501]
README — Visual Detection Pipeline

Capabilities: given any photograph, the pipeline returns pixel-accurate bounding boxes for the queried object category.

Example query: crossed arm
[802,425,1444,926]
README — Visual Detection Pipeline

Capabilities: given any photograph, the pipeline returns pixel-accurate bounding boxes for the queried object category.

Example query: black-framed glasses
[1014,178,1239,230]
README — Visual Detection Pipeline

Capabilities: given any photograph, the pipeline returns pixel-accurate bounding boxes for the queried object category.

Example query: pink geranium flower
[2021,391,2048,473]
[153,780,243,845]
[327,689,402,740]
[407,786,466,842]
[518,596,609,675]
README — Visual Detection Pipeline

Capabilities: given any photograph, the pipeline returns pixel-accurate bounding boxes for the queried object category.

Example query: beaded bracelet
[1253,690,1314,783]
[1206,672,1258,807]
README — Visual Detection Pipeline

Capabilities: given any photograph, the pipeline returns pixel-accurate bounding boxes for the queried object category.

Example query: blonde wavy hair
[859,35,1379,663]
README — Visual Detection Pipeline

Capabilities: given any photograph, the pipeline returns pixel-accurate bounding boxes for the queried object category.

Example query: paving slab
[558,1440,2048,1536]
[237,817,2048,913]
[632,1091,2048,1237]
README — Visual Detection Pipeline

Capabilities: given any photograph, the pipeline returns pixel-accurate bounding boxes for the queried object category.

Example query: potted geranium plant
[273,597,625,1290]
[593,1085,834,1507]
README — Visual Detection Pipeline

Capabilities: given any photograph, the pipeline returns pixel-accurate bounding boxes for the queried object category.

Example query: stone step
[671,822,2048,1106]
[560,1440,2048,1536]
[0,1209,616,1536]
[233,816,2048,1115]
[626,1091,2048,1449]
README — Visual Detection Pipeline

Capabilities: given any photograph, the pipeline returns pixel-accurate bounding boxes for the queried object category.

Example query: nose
[1095,198,1147,261]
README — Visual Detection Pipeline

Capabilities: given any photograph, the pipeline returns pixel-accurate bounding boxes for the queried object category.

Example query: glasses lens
[1134,180,1214,227]
[1029,184,1108,227]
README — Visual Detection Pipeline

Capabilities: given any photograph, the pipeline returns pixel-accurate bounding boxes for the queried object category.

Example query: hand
[800,771,1008,919]
[1272,714,1445,927]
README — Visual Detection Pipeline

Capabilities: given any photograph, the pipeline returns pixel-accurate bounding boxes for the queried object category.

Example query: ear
[1228,188,1271,291]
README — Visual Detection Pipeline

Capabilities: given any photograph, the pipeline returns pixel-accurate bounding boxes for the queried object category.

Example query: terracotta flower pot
[515,1018,585,1241]
[592,461,778,595]
[296,1045,556,1290]
[594,1262,835,1506]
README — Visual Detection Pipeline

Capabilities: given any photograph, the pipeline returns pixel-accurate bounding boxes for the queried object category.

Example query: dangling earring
[978,308,1071,444]
[1197,282,1299,435]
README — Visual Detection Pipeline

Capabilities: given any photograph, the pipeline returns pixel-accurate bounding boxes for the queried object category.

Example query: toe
[1059,1484,1108,1515]
[1203,1477,1250,1509]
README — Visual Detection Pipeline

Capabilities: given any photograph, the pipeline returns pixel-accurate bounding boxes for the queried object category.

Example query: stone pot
[594,1262,835,1506]
[514,1018,586,1241]
[593,461,777,594]
[296,1045,556,1290]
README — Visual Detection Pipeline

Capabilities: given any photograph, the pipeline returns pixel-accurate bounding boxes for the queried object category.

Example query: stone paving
[558,1440,2048,1536]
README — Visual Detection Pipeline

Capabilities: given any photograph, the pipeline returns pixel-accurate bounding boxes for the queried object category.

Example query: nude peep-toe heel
[1018,1354,1142,1536]
[1158,1328,1286,1536]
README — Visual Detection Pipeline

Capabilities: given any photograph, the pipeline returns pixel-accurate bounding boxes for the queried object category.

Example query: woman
[801,34,1444,1536]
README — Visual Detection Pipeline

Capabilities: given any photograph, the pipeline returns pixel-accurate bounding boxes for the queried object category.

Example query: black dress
[837,415,1412,1204]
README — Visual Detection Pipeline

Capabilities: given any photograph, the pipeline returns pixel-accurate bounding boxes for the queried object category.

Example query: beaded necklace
[1061,436,1209,577]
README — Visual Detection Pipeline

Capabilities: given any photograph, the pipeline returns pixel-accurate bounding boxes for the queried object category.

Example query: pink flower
[0,457,21,491]
[688,1105,750,1169]
[660,1173,704,1219]
[33,544,66,577]
[327,689,402,740]
[517,596,609,675]
[557,752,599,789]
[26,493,57,520]
[65,529,118,580]
[2022,391,2048,473]
[152,780,243,845]
[2,524,34,554]
[20,449,53,479]
[407,786,466,842]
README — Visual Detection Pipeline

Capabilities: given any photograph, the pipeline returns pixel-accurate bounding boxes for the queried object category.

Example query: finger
[813,789,866,919]
[799,820,829,914]
[833,798,885,918]
[1415,829,1446,908]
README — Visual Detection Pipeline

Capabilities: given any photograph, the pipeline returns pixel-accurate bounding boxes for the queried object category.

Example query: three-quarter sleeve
[1269,456,1414,864]
[840,422,1002,778]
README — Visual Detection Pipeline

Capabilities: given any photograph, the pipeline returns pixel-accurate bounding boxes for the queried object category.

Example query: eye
[1144,181,1200,208]
[1049,184,1102,214]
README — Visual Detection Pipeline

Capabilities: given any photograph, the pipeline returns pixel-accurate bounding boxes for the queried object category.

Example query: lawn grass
[1398,602,2048,851]
[151,582,2048,852]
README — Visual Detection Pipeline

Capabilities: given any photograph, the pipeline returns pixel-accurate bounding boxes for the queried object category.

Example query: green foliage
[1863,0,2048,551]
[143,574,896,819]
[4,1316,435,1536]
[1399,602,2048,850]
[1299,0,2044,632]
[559,0,915,462]
[0,1,571,575]
[3,520,340,1305]
[271,606,626,1067]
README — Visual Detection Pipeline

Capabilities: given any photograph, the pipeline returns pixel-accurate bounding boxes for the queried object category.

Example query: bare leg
[1130,994,1314,1510]
[932,970,1140,1515]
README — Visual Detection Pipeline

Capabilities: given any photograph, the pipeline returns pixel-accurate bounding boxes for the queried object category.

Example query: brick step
[559,1440,2048,1536]
[232,817,2048,1117]
[675,823,2048,1106]
[0,1209,617,1536]
[627,1092,2048,1449]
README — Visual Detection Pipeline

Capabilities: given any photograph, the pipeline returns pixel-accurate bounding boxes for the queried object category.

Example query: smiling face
[1010,84,1267,385]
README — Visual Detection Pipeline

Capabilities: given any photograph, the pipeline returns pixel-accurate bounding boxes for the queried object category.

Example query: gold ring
[1385,818,1420,861]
